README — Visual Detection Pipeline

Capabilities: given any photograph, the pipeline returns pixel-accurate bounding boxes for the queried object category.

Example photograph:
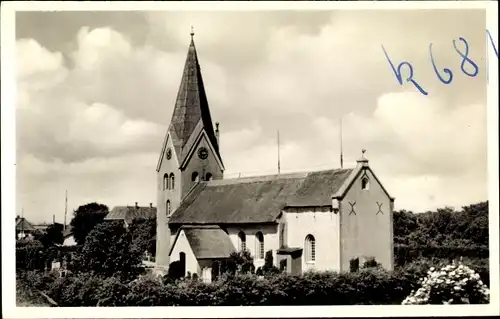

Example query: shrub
[95,276,128,306]
[349,258,359,272]
[362,257,380,269]
[167,260,184,281]
[19,261,487,306]
[16,240,45,270]
[261,250,279,276]
[124,275,167,306]
[402,262,490,305]
[394,244,489,266]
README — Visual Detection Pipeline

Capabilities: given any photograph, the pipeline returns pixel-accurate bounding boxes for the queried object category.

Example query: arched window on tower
[192,171,199,182]
[305,234,316,263]
[206,172,213,181]
[163,173,169,190]
[238,231,246,252]
[166,200,171,216]
[361,176,370,190]
[170,173,175,190]
[255,232,264,260]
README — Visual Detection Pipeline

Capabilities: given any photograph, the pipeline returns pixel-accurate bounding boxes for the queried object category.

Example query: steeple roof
[168,33,221,164]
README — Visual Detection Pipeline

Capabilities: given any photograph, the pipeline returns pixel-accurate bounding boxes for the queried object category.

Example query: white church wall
[340,168,393,271]
[226,224,279,269]
[169,229,200,277]
[285,207,341,272]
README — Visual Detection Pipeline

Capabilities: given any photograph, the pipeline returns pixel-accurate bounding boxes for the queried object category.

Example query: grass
[16,278,52,307]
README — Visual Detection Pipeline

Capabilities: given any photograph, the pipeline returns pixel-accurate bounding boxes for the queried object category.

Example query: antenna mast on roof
[340,118,344,169]
[277,130,281,175]
[64,190,68,231]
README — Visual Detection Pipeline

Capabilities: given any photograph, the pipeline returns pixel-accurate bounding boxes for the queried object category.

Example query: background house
[62,225,77,247]
[104,202,156,227]
[15,216,36,240]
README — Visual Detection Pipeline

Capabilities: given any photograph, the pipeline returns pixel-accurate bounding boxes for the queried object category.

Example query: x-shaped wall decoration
[376,201,384,215]
[349,201,356,215]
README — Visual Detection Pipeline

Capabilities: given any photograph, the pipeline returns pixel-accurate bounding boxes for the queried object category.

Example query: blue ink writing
[453,37,479,77]
[383,29,496,96]
[486,29,498,59]
[429,43,453,84]
[381,45,428,96]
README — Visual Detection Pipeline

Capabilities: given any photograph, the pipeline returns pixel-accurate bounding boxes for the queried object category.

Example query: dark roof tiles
[173,225,236,259]
[105,206,156,224]
[167,38,221,165]
[15,217,36,231]
[169,169,353,225]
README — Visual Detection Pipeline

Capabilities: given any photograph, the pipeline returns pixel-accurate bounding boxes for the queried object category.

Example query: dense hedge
[18,258,490,307]
[394,244,489,266]
[19,269,412,306]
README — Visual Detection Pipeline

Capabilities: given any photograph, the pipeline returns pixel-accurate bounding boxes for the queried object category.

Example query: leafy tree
[70,202,108,245]
[128,217,156,257]
[393,201,488,248]
[40,222,64,247]
[71,221,143,280]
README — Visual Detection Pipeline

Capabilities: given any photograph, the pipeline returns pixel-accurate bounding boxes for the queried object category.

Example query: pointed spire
[168,30,222,164]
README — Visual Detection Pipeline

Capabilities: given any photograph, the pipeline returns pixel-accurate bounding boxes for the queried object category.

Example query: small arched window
[255,232,264,259]
[192,171,199,182]
[206,173,213,181]
[170,173,175,190]
[361,176,369,190]
[166,200,171,216]
[238,231,246,251]
[305,234,316,263]
[163,173,169,190]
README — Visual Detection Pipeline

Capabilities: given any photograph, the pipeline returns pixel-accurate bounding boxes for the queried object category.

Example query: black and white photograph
[2,1,499,317]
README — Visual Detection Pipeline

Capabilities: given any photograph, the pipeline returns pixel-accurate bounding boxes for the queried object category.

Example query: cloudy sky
[16,10,489,223]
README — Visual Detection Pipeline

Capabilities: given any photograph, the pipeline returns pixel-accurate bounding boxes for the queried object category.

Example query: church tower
[155,30,225,269]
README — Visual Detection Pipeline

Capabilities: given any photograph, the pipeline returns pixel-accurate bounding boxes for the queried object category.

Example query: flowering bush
[402,262,489,305]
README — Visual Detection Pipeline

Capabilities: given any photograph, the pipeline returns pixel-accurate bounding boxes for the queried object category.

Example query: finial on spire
[361,149,367,159]
[190,26,195,39]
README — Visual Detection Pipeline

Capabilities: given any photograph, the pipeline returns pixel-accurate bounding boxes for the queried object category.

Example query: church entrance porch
[277,247,303,275]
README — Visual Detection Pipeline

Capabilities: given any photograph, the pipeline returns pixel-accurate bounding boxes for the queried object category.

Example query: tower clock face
[198,147,209,160]
[166,148,172,160]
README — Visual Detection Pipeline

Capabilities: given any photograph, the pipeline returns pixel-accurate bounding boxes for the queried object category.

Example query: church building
[155,32,394,281]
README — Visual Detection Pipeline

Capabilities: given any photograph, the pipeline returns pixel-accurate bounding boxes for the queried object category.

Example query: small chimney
[357,149,369,168]
[215,122,220,146]
[135,202,138,208]
[150,203,153,208]
[53,214,55,224]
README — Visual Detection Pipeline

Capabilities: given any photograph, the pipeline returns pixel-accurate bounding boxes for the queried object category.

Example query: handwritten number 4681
[383,29,498,96]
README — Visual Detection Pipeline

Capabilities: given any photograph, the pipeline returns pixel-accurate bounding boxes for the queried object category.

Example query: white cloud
[67,102,163,151]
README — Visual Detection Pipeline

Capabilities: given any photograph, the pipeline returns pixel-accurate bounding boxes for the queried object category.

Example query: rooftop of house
[170,225,236,259]
[105,203,157,224]
[15,216,36,232]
